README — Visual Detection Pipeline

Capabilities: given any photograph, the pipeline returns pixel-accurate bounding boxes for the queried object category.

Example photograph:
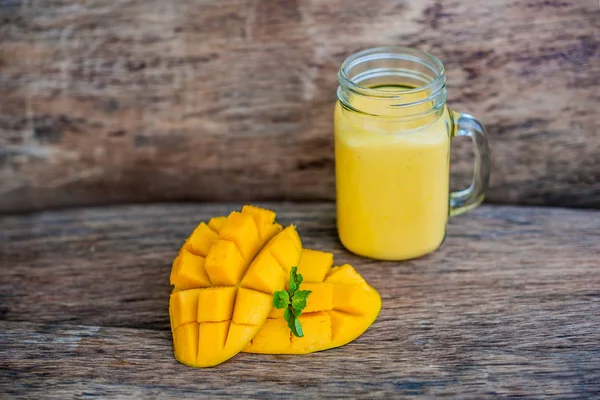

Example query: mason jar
[335,46,490,260]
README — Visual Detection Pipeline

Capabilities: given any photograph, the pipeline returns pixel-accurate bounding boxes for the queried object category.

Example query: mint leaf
[284,308,294,331]
[289,266,301,294]
[291,290,312,314]
[274,266,312,338]
[273,290,289,309]
[294,317,304,338]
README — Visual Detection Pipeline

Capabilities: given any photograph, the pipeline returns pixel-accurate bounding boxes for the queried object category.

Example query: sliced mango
[328,309,366,344]
[173,322,198,366]
[330,282,378,315]
[241,250,287,294]
[243,253,381,355]
[208,216,227,234]
[170,250,211,292]
[302,282,333,313]
[198,321,230,366]
[224,322,260,356]
[250,318,291,353]
[219,212,262,260]
[268,307,285,319]
[297,249,333,283]
[241,205,282,242]
[325,264,365,284]
[185,222,219,257]
[232,288,273,325]
[266,227,302,273]
[290,312,332,353]
[197,287,237,322]
[170,208,381,366]
[170,289,201,329]
[169,207,302,367]
[205,240,246,286]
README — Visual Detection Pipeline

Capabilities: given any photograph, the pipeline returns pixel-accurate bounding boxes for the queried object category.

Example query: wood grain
[1,0,599,213]
[1,203,599,398]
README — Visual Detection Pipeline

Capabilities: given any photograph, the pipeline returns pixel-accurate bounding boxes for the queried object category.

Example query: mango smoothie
[334,89,451,260]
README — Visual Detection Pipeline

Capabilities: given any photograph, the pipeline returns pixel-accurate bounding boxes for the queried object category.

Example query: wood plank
[1,318,598,398]
[1,203,600,397]
[1,203,599,328]
[1,0,599,212]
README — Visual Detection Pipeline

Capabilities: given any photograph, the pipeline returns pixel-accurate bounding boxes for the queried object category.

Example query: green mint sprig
[273,267,312,337]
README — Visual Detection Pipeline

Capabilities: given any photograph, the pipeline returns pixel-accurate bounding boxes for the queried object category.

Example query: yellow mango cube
[297,249,333,283]
[248,319,291,353]
[185,222,219,257]
[170,250,211,291]
[240,250,287,294]
[241,205,282,242]
[224,323,260,355]
[290,312,332,353]
[301,282,333,313]
[219,212,262,260]
[197,287,237,322]
[267,226,302,272]
[325,264,365,285]
[208,216,227,234]
[198,321,230,366]
[173,322,198,367]
[331,284,376,314]
[327,310,364,343]
[232,288,272,325]
[170,289,201,329]
[204,240,246,286]
[268,307,285,319]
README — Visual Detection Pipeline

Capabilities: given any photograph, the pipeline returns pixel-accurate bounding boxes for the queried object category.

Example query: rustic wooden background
[1,0,599,213]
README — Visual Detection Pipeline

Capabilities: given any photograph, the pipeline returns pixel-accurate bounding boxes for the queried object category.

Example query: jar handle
[449,111,491,216]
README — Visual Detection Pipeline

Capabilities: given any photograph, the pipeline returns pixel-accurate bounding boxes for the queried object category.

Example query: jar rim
[337,46,446,99]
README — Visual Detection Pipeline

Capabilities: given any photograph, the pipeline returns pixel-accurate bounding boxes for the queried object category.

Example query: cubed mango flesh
[198,321,230,366]
[250,318,291,353]
[297,249,333,283]
[219,212,262,260]
[243,252,381,355]
[266,227,302,273]
[170,289,201,329]
[173,322,198,367]
[302,282,333,313]
[169,207,303,367]
[170,207,381,366]
[170,250,211,291]
[185,222,219,257]
[240,250,287,294]
[197,287,237,322]
[241,205,282,242]
[208,216,227,234]
[205,240,246,286]
[232,288,273,326]
[291,312,332,353]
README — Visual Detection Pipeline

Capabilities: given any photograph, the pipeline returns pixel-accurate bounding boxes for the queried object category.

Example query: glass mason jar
[335,47,490,261]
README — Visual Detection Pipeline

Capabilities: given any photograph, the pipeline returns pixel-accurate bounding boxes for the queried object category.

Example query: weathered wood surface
[1,1,599,213]
[1,203,599,398]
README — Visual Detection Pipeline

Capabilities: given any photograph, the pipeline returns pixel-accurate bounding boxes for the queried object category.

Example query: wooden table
[1,203,599,398]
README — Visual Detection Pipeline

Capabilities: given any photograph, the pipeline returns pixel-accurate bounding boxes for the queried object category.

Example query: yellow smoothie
[334,88,451,260]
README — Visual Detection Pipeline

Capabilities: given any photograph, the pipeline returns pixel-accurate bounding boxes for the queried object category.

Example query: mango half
[169,206,302,367]
[169,206,381,367]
